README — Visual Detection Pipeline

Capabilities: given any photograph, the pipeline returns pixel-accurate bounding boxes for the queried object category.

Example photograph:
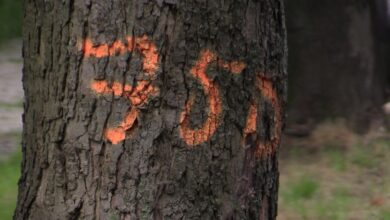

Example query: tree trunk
[372,0,390,100]
[15,0,287,219]
[285,0,387,133]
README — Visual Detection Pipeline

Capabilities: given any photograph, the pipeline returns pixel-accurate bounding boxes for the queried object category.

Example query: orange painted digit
[84,35,158,75]
[105,108,139,145]
[217,60,246,74]
[90,79,158,144]
[180,50,246,146]
[243,74,282,157]
[179,50,222,146]
[84,35,281,154]
[85,35,159,144]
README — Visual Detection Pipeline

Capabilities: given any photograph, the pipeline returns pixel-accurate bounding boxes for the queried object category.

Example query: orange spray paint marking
[244,103,258,135]
[83,35,159,75]
[243,74,282,158]
[91,80,159,144]
[91,80,111,94]
[217,60,246,74]
[85,35,159,144]
[180,50,223,146]
[130,36,159,74]
[105,108,138,145]
[85,35,282,153]
[83,39,128,58]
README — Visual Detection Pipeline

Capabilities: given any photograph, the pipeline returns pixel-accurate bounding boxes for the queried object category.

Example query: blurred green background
[0,134,21,220]
[0,0,23,219]
[0,0,22,45]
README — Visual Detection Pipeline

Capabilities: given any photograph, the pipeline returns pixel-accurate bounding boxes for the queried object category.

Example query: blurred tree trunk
[15,0,287,219]
[285,0,388,133]
[372,0,390,100]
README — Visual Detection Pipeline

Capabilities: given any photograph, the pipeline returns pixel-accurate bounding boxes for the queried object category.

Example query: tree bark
[285,0,387,133]
[15,0,287,219]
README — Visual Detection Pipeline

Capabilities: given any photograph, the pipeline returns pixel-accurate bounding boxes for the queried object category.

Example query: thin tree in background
[285,0,388,133]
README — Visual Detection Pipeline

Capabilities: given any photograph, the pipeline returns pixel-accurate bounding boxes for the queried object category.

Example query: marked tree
[15,0,287,219]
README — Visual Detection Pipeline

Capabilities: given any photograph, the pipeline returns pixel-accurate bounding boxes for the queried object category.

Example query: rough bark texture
[15,0,287,219]
[285,0,388,133]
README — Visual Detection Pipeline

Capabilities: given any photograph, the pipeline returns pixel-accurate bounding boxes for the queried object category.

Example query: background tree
[285,0,389,134]
[15,0,287,219]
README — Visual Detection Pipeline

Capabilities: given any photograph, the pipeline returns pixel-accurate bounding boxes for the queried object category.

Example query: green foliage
[314,188,354,220]
[326,149,347,171]
[0,0,22,44]
[0,150,21,220]
[0,132,21,220]
[279,130,390,220]
[281,176,319,219]
[350,145,377,168]
[380,210,390,220]
[284,176,319,201]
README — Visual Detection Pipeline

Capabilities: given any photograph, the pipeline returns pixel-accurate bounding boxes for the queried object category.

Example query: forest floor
[0,40,389,220]
[278,121,390,220]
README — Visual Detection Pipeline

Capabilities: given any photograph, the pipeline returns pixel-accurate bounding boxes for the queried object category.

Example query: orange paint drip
[218,60,246,74]
[243,74,282,158]
[180,50,223,146]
